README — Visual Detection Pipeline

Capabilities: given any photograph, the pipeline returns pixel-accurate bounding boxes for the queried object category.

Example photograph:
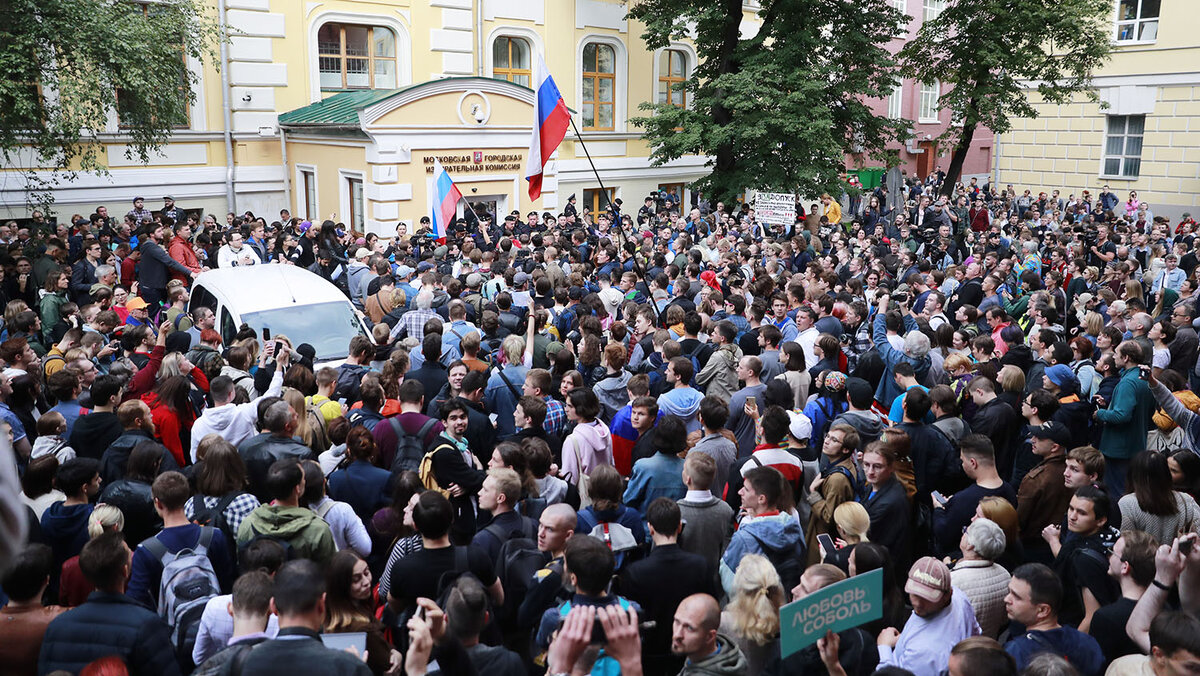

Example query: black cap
[1030,421,1072,447]
[567,194,576,201]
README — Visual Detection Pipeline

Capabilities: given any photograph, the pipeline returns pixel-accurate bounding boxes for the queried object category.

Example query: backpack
[237,522,295,562]
[347,407,384,432]
[748,531,806,593]
[682,341,705,386]
[492,536,546,626]
[579,509,642,570]
[333,363,370,404]
[141,527,222,662]
[389,417,438,473]
[419,441,454,498]
[191,493,240,547]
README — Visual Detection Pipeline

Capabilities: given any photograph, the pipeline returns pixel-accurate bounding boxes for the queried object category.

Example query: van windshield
[242,302,366,361]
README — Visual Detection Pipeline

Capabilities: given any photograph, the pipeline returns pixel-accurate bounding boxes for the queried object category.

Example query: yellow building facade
[994,0,1200,217]
[3,0,766,231]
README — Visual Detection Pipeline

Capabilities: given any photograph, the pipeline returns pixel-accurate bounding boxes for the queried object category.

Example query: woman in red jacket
[140,351,209,466]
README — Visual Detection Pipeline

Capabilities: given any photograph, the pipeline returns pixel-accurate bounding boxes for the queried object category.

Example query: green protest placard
[779,567,883,657]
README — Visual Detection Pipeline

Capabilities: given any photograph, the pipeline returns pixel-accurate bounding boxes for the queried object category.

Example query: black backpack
[390,417,438,473]
[749,533,806,593]
[333,363,370,404]
[191,493,240,547]
[492,536,546,626]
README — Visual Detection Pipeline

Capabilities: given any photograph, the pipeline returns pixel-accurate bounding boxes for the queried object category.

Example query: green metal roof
[278,89,400,127]
[277,78,542,128]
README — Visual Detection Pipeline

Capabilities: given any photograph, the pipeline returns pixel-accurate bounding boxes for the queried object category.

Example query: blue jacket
[622,452,686,511]
[719,512,805,593]
[657,386,703,434]
[38,591,181,676]
[872,313,931,409]
[1005,626,1105,676]
[327,459,393,523]
[40,501,93,574]
[485,365,528,437]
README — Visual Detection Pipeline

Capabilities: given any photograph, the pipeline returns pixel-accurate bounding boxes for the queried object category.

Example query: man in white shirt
[189,349,287,462]
[877,556,982,675]
[217,231,259,268]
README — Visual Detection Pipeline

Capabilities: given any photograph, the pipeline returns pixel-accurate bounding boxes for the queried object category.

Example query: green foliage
[898,0,1112,192]
[0,0,220,209]
[627,0,909,203]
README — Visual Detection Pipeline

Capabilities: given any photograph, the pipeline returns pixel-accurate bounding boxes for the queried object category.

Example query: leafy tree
[627,0,908,203]
[0,0,220,209]
[899,0,1112,198]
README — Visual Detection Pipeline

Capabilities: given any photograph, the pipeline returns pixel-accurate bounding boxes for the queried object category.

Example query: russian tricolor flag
[431,158,461,242]
[525,53,570,201]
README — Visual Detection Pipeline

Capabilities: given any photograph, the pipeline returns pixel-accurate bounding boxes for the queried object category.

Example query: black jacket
[860,477,911,573]
[137,240,192,292]
[238,627,372,676]
[238,433,317,502]
[69,410,124,461]
[38,591,182,676]
[618,544,716,663]
[510,426,562,464]
[947,277,983,317]
[99,430,179,486]
[896,421,966,501]
[969,398,1020,481]
[98,479,162,547]
[456,396,497,467]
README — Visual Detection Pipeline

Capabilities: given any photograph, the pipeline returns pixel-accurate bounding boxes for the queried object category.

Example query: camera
[892,291,909,306]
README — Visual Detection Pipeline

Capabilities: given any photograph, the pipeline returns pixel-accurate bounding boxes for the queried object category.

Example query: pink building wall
[847,0,994,183]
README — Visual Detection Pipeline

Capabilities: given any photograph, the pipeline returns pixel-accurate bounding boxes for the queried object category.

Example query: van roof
[193,265,351,314]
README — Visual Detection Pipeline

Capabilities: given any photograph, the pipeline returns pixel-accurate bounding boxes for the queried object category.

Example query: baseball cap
[354,248,372,260]
[132,196,144,203]
[162,195,174,201]
[396,265,415,278]
[125,297,149,311]
[298,221,312,232]
[433,245,448,258]
[1030,421,1072,447]
[905,557,951,602]
[1044,364,1076,389]
[788,411,813,444]
[1076,292,1094,306]
[416,261,435,273]
[466,273,483,288]
[513,271,530,286]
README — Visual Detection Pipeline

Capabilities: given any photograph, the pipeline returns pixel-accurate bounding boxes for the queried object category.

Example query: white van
[188,265,371,366]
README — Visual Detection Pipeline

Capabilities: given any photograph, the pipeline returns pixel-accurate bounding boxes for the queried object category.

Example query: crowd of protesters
[2,173,1200,676]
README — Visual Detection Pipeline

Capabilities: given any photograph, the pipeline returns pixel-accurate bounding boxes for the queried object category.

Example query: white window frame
[338,169,366,233]
[307,11,412,103]
[1113,0,1159,43]
[918,80,940,123]
[575,35,628,134]
[923,0,945,21]
[297,164,318,221]
[485,27,545,88]
[1101,114,1144,179]
[887,83,903,119]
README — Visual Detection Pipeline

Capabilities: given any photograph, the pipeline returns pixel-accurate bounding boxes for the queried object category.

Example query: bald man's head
[538,503,576,555]
[672,594,721,659]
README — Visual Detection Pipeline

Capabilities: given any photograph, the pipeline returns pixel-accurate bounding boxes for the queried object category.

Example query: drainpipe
[992,130,1001,188]
[218,0,237,213]
[280,127,292,212]
[476,0,484,76]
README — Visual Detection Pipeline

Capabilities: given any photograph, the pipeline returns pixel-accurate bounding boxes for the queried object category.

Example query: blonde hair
[833,502,870,543]
[943,353,971,374]
[1084,311,1104,337]
[88,503,125,538]
[725,554,785,646]
[997,364,1026,393]
[282,387,312,446]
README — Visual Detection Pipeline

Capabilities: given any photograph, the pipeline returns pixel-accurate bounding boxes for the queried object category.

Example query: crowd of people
[2,174,1200,676]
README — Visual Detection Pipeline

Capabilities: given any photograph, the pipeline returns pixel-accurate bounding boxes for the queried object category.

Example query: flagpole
[566,114,658,323]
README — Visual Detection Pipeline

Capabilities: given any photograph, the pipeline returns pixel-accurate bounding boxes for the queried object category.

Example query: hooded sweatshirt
[561,420,614,487]
[593,370,631,425]
[719,512,805,593]
[40,501,94,573]
[235,504,336,564]
[679,634,749,676]
[190,370,283,462]
[658,386,704,434]
[832,408,887,448]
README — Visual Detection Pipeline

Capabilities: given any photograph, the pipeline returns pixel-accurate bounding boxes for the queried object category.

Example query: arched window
[318,23,397,90]
[493,36,531,87]
[582,42,615,131]
[657,49,687,108]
